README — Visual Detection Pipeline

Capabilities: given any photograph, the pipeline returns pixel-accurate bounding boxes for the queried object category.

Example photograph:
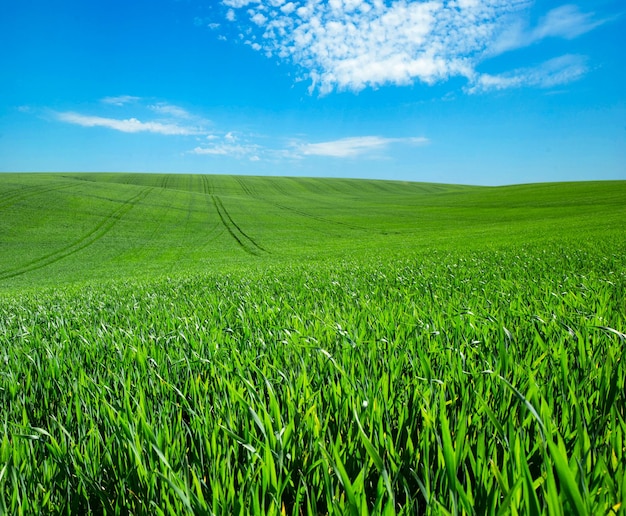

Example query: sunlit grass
[0,174,624,513]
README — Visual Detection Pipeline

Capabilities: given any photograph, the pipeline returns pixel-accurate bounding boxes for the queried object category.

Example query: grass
[1,173,623,290]
[0,173,625,514]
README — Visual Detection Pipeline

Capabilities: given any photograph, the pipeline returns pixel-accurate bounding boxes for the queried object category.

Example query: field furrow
[211,195,267,255]
[271,199,372,231]
[0,187,152,280]
[0,181,77,210]
[202,174,213,195]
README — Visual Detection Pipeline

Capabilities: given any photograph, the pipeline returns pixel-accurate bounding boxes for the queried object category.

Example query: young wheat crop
[0,244,624,514]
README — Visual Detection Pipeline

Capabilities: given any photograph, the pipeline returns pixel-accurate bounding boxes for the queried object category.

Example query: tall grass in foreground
[0,244,624,514]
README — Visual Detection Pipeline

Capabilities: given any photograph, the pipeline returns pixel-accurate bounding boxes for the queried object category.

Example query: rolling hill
[1,173,625,513]
[1,173,624,290]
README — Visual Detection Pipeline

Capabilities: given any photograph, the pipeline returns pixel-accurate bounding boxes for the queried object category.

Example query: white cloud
[296,135,429,158]
[490,4,604,55]
[148,103,193,119]
[223,0,258,6]
[221,0,603,93]
[100,95,141,106]
[251,12,268,25]
[533,4,604,40]
[51,97,430,163]
[469,54,588,93]
[190,130,265,158]
[56,98,212,136]
[56,112,202,135]
[191,143,260,157]
[192,146,231,155]
[280,2,296,15]
[190,133,429,160]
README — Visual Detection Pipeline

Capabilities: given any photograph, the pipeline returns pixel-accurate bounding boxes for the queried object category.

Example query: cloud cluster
[220,0,603,93]
[54,97,426,161]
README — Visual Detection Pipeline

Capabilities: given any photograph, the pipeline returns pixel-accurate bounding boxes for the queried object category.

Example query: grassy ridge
[0,173,625,514]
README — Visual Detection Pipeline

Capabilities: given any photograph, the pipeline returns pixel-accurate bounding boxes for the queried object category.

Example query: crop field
[0,173,625,514]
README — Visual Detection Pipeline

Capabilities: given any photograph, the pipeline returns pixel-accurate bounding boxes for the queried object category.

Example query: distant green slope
[1,173,624,290]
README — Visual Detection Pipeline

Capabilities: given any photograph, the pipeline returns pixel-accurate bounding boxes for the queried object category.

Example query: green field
[1,173,625,514]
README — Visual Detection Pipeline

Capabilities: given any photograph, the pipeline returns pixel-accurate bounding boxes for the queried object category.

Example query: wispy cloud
[190,133,428,161]
[55,98,210,136]
[296,136,429,158]
[191,131,262,160]
[533,4,604,40]
[148,102,194,119]
[56,112,202,135]
[147,102,211,126]
[219,1,604,94]
[52,98,430,162]
[100,95,141,106]
[489,4,605,56]
[191,144,261,159]
[469,54,588,93]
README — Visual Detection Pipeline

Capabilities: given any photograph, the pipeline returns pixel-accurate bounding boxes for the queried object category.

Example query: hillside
[1,173,625,513]
[1,173,624,290]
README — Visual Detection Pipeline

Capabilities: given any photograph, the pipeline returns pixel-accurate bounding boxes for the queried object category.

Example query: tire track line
[201,175,213,195]
[235,176,255,197]
[0,182,77,211]
[173,182,223,263]
[198,176,227,243]
[269,201,369,231]
[236,177,370,232]
[0,187,153,281]
[211,195,267,256]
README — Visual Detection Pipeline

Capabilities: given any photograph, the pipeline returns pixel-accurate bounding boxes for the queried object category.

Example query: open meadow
[0,173,625,514]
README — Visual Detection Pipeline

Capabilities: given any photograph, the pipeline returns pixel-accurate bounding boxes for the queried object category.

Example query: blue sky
[1,0,624,185]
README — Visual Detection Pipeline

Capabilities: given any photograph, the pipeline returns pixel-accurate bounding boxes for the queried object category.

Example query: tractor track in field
[235,177,256,198]
[176,182,223,260]
[269,201,370,231]
[211,195,267,256]
[233,177,370,232]
[201,175,214,196]
[197,176,228,245]
[0,182,78,211]
[0,187,153,281]
[170,183,215,266]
